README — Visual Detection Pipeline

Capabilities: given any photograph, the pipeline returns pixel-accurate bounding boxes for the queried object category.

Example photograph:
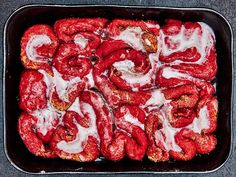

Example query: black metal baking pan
[3,4,233,174]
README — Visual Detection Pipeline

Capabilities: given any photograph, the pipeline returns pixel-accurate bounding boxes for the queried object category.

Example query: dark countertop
[0,0,235,176]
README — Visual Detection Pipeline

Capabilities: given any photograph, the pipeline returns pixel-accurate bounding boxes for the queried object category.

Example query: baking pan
[3,5,233,174]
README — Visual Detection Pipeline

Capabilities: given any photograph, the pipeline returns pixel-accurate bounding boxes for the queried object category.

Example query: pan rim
[3,4,234,175]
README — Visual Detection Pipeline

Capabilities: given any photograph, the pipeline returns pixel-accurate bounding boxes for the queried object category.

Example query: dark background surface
[0,0,235,176]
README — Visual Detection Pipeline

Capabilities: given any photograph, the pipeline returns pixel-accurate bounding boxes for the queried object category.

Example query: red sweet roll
[169,128,217,160]
[192,133,217,154]
[51,43,92,111]
[93,40,158,106]
[21,24,59,75]
[161,84,199,128]
[107,19,160,53]
[145,110,169,162]
[54,18,107,55]
[169,128,197,161]
[113,106,148,160]
[143,87,195,130]
[146,109,198,161]
[18,110,59,158]
[53,43,92,80]
[50,97,100,162]
[78,91,127,161]
[159,19,217,81]
[171,48,217,81]
[19,70,47,112]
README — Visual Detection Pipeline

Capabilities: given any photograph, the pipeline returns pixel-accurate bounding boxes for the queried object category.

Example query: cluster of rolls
[18,18,218,162]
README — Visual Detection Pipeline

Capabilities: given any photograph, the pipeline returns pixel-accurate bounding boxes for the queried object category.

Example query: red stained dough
[18,18,218,162]
[114,106,148,160]
[18,113,58,158]
[21,24,59,75]
[145,110,170,162]
[19,70,47,112]
[53,43,92,80]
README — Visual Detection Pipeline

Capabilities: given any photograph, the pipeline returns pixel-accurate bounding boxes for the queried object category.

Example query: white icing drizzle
[68,97,83,116]
[123,112,144,130]
[26,35,52,62]
[154,107,182,152]
[160,22,215,64]
[38,69,53,98]
[145,22,160,29]
[57,101,99,153]
[161,26,200,56]
[162,67,194,80]
[74,34,89,49]
[53,69,81,102]
[113,59,135,71]
[32,103,61,136]
[39,68,81,102]
[145,89,167,107]
[84,70,95,88]
[113,27,146,52]
[186,105,210,133]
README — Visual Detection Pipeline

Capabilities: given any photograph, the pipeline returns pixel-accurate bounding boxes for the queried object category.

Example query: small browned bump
[141,32,158,53]
[118,26,126,31]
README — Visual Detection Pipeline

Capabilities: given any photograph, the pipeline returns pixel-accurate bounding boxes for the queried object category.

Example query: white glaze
[74,34,89,49]
[113,27,146,52]
[68,97,83,116]
[145,22,160,29]
[162,67,194,80]
[145,89,167,107]
[54,69,82,100]
[123,112,144,130]
[186,105,210,133]
[38,69,54,98]
[26,35,52,62]
[83,69,95,88]
[39,68,82,102]
[113,59,135,71]
[32,103,59,136]
[154,107,182,152]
